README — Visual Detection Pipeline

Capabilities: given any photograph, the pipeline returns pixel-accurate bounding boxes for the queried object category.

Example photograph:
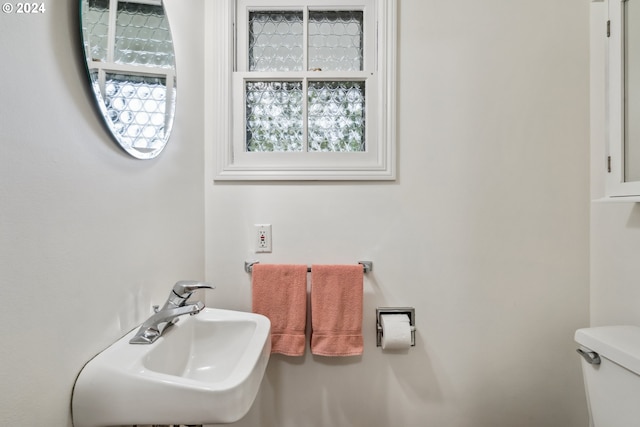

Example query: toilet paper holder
[376,307,416,347]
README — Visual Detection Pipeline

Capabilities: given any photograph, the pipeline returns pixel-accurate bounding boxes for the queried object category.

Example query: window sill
[592,196,640,203]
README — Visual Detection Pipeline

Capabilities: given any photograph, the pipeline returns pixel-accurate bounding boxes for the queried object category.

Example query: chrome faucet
[129,281,215,344]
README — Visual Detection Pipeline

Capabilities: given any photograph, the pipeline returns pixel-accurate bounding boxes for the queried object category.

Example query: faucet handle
[172,280,215,297]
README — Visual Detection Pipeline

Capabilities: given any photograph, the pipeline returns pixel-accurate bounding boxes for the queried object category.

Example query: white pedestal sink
[72,308,271,427]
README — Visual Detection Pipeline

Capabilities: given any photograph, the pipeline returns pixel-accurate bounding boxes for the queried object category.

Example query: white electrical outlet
[255,224,272,253]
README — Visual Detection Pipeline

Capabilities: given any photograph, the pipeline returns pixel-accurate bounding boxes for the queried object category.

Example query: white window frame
[605,0,640,197]
[205,0,396,180]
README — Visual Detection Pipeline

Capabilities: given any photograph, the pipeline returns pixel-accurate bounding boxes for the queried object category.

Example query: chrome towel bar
[244,260,373,274]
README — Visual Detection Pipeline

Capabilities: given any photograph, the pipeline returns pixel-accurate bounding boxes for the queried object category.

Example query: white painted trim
[593,196,640,203]
[606,0,640,195]
[205,0,234,179]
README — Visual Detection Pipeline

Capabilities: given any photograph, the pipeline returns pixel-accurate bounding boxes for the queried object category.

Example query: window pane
[308,11,363,72]
[308,81,365,152]
[249,11,304,71]
[84,0,110,62]
[115,2,175,68]
[100,73,169,150]
[246,81,304,152]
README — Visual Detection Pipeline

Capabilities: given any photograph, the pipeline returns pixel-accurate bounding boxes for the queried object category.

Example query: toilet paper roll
[380,314,412,350]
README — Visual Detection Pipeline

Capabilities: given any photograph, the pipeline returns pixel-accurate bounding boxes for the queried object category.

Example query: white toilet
[575,326,640,427]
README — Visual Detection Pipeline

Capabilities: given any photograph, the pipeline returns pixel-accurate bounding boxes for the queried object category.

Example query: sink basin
[72,308,271,427]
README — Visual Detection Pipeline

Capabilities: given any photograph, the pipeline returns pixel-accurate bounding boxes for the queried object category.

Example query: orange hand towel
[310,265,364,356]
[252,264,308,356]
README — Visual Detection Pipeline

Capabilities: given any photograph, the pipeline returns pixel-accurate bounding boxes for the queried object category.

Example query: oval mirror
[79,0,176,159]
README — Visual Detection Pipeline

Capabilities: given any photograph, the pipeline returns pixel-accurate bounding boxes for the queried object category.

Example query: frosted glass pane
[246,81,304,152]
[308,81,365,152]
[115,2,175,68]
[100,73,170,151]
[309,11,363,71]
[84,0,109,62]
[249,11,304,71]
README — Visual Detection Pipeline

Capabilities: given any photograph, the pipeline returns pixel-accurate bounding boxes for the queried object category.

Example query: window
[205,0,396,180]
[605,0,640,197]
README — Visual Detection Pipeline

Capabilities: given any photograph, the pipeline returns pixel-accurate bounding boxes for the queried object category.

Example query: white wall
[0,0,591,425]
[206,1,591,426]
[0,1,204,425]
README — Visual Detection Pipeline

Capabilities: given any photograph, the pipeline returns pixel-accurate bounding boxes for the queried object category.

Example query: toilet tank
[575,326,640,427]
